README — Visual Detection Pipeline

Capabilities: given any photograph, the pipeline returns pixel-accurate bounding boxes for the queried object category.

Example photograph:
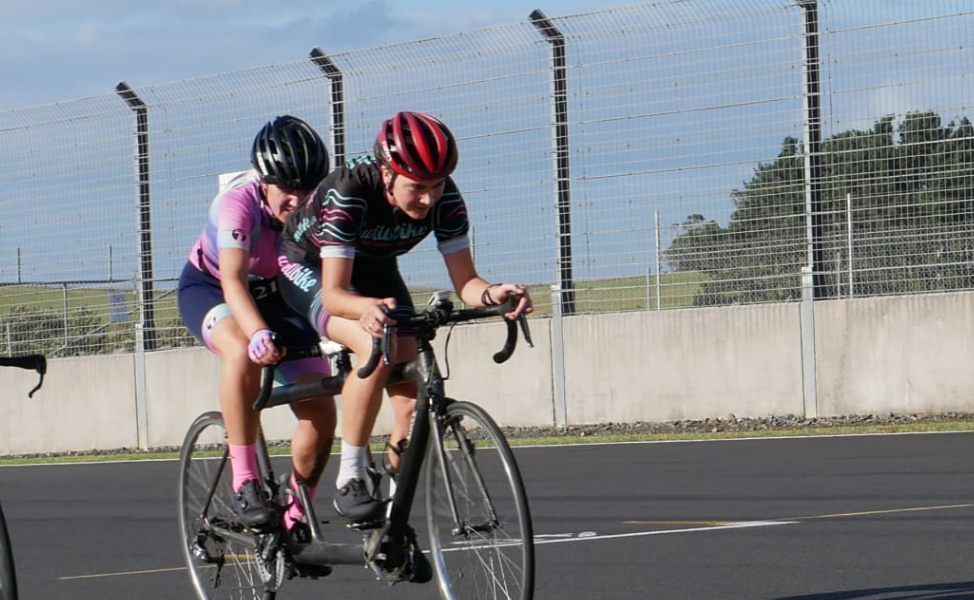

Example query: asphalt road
[1,431,972,599]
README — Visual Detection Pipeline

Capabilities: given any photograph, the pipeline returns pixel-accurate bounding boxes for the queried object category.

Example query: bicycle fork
[430,405,502,537]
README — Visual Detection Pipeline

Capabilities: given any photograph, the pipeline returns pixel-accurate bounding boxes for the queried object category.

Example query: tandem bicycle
[177,292,535,600]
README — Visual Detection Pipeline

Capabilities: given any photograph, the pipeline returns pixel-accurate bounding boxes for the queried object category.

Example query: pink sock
[284,474,317,530]
[228,443,259,493]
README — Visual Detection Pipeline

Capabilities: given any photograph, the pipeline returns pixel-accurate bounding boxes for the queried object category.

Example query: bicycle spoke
[177,412,280,600]
[425,401,534,600]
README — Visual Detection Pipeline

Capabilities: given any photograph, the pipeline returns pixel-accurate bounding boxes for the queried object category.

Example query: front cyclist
[178,116,336,552]
[278,111,532,529]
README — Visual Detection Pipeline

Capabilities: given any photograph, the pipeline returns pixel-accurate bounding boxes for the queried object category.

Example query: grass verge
[3,419,974,466]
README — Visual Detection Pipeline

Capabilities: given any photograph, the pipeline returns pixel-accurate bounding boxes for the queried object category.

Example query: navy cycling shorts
[176,262,330,382]
[277,253,416,339]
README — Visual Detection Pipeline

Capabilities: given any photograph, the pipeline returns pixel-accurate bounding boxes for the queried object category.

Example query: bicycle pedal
[347,517,385,531]
[191,539,215,564]
[242,522,283,535]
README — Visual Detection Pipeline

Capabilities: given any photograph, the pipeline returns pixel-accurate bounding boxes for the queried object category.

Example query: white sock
[336,441,367,489]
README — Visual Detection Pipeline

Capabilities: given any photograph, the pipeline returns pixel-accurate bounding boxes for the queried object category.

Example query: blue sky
[0,0,623,111]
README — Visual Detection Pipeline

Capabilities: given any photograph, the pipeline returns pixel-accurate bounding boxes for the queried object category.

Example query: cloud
[0,0,609,109]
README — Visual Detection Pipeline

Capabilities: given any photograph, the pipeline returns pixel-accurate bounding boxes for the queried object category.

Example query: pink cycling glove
[247,329,276,362]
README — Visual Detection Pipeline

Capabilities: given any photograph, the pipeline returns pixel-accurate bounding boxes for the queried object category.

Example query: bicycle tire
[177,411,280,600]
[424,400,535,600]
[0,502,18,600]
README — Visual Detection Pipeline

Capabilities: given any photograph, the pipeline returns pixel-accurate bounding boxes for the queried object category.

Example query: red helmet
[374,111,458,180]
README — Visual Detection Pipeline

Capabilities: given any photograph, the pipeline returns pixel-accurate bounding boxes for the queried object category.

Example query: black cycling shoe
[286,522,333,579]
[231,479,280,531]
[333,478,385,525]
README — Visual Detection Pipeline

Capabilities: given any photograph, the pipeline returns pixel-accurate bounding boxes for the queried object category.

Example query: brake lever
[357,306,394,378]
[505,294,534,348]
[380,305,393,365]
[28,370,45,399]
[380,324,392,365]
[517,312,534,348]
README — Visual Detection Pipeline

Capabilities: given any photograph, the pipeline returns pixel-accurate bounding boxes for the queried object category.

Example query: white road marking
[534,520,796,545]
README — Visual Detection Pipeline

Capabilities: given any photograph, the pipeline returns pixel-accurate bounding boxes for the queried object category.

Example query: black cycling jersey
[280,155,470,263]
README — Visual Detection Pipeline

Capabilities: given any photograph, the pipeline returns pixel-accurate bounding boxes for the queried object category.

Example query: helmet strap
[258,180,283,230]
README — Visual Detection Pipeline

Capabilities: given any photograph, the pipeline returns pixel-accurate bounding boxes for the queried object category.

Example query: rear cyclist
[278,110,532,528]
[177,115,336,549]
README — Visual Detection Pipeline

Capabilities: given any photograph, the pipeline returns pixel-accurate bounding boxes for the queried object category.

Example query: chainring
[254,535,287,592]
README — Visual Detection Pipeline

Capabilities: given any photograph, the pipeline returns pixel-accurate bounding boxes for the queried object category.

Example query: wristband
[248,329,275,362]
[481,283,501,306]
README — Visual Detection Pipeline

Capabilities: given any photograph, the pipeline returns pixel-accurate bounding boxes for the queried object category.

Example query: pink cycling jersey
[188,170,284,280]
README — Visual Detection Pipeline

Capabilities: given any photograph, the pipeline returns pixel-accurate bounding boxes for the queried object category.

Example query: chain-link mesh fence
[0,0,971,356]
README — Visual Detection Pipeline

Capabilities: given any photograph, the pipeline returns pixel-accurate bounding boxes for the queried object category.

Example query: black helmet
[251,115,330,191]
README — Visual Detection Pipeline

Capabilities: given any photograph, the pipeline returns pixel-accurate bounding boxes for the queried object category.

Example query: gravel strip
[5,412,974,461]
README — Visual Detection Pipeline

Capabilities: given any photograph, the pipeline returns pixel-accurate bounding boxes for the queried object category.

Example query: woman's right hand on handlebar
[485,283,533,320]
[359,298,397,338]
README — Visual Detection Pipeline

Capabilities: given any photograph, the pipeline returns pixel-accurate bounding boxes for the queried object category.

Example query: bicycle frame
[253,295,529,574]
[277,327,449,573]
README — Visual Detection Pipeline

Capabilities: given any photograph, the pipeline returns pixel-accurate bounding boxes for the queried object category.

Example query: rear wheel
[0,502,18,600]
[177,411,282,600]
[425,400,534,600]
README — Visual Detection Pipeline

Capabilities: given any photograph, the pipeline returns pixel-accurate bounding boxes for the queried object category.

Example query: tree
[665,112,974,304]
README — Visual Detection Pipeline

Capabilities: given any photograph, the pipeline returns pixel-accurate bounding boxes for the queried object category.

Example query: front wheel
[424,400,535,600]
[0,501,18,600]
[177,411,280,600]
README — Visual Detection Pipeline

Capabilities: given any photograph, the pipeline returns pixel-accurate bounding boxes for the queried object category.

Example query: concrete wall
[0,354,139,455]
[814,292,974,416]
[0,291,971,455]
[560,303,805,424]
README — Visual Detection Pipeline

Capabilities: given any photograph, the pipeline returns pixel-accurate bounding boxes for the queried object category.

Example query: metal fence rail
[0,0,971,356]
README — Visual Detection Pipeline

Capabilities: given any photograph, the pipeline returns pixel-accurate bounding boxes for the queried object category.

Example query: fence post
[800,266,818,418]
[798,0,830,298]
[654,210,662,310]
[309,48,346,167]
[116,81,154,450]
[115,81,158,352]
[549,285,568,428]
[531,9,576,316]
[62,283,69,347]
[846,192,854,297]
